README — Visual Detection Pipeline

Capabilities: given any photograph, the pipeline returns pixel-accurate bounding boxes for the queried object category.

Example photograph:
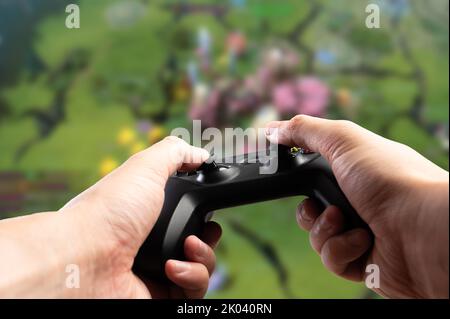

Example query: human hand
[60,136,221,298]
[265,115,449,298]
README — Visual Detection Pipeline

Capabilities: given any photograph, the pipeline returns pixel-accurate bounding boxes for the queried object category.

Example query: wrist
[406,178,449,298]
[0,210,104,298]
[58,200,119,298]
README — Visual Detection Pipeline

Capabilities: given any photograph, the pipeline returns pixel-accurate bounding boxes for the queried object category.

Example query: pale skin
[0,116,448,298]
[266,115,449,298]
[0,136,221,298]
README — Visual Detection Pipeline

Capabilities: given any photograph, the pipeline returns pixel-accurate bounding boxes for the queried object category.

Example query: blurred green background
[0,0,448,298]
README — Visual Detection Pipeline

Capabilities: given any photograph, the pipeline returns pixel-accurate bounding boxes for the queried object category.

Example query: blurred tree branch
[287,0,322,73]
[227,218,295,298]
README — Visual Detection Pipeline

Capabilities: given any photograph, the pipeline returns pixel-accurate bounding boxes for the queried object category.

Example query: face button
[289,146,300,156]
[289,146,314,156]
[298,147,314,154]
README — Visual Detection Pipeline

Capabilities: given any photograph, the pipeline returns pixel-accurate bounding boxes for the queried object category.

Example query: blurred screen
[0,0,448,298]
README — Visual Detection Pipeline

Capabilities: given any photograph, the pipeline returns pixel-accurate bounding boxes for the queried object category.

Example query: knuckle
[163,135,183,144]
[128,149,146,162]
[207,252,217,274]
[319,120,358,162]
[164,136,190,153]
[320,240,343,273]
[289,114,308,129]
[322,239,338,261]
[309,231,321,253]
[334,120,357,133]
[287,115,309,143]
[320,241,332,261]
[195,264,210,288]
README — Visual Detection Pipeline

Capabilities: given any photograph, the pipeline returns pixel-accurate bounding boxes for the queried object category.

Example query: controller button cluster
[289,146,314,156]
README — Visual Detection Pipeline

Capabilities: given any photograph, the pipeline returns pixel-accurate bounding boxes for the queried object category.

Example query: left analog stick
[196,162,238,183]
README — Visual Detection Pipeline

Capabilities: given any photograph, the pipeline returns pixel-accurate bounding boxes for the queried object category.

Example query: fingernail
[299,203,313,222]
[173,261,190,274]
[296,204,304,225]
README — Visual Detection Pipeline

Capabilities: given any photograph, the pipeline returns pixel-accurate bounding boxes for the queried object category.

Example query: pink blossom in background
[271,77,330,117]
[256,66,272,91]
[195,47,210,71]
[226,31,247,56]
[189,88,222,127]
[296,77,330,117]
[262,46,300,75]
[284,50,300,69]
[272,82,298,114]
[244,75,258,92]
[244,72,267,97]
[228,92,259,114]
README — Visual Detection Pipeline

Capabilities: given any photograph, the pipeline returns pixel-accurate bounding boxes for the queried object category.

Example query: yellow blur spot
[174,86,189,102]
[336,88,351,107]
[130,141,146,155]
[99,157,119,176]
[217,53,229,68]
[148,125,166,144]
[117,127,136,145]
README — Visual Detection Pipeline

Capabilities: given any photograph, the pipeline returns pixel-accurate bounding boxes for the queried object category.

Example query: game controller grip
[133,155,368,280]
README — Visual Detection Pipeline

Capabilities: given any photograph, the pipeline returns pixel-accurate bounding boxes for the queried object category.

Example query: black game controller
[133,144,367,280]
